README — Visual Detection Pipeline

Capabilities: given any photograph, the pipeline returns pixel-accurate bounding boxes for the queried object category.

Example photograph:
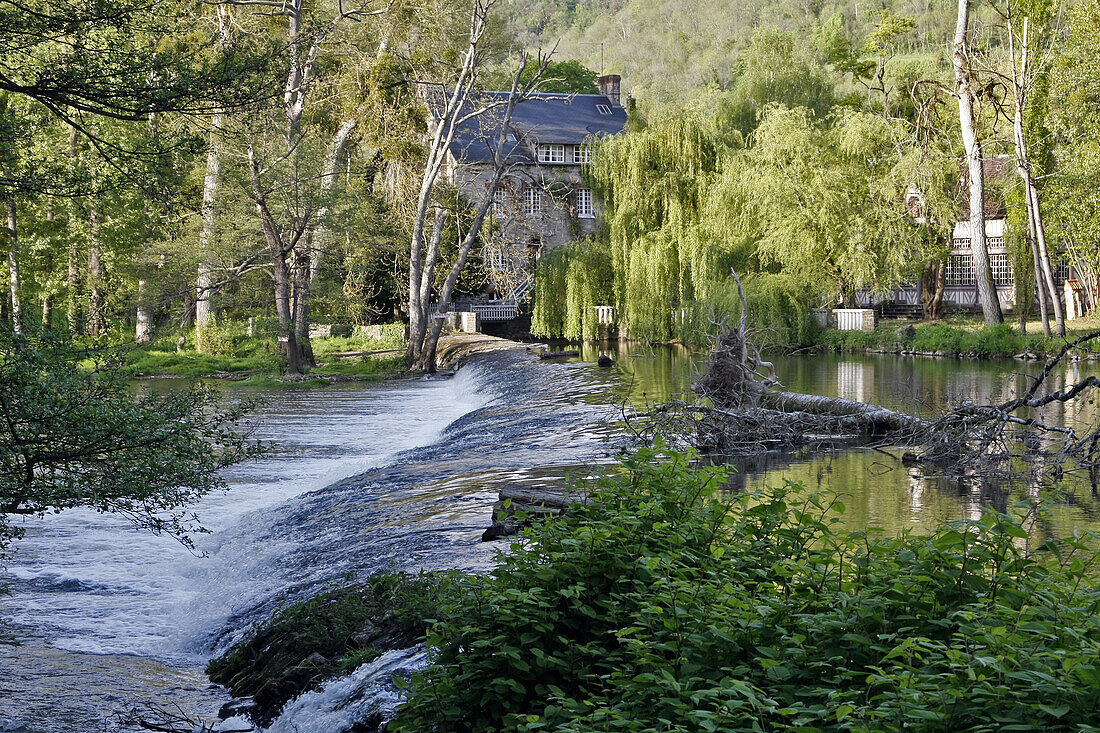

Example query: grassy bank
[816,315,1100,358]
[122,322,408,384]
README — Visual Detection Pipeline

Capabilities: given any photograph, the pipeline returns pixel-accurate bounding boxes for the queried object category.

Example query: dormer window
[538,144,565,163]
[596,104,612,115]
[573,145,590,164]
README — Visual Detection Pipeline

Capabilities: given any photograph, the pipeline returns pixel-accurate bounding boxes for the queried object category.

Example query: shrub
[394,446,1100,733]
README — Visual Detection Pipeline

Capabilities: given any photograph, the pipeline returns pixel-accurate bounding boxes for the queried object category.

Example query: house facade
[443,75,628,303]
[864,156,1073,315]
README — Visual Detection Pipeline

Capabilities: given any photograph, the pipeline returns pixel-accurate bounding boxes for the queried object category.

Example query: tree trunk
[196,112,223,350]
[308,119,359,286]
[250,147,300,374]
[1010,17,1062,336]
[67,241,81,335]
[921,260,946,320]
[41,294,51,330]
[1030,231,1050,335]
[5,196,22,335]
[87,210,104,339]
[953,0,1002,325]
[291,252,315,367]
[758,389,928,434]
[136,279,153,344]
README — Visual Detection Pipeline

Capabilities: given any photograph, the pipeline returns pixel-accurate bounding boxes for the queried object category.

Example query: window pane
[525,188,541,215]
[947,254,975,285]
[576,188,593,217]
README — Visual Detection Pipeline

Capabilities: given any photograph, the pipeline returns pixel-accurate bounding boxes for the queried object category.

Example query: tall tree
[1005,8,1063,335]
[953,0,1003,324]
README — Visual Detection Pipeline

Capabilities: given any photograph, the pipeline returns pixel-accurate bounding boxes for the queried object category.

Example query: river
[2,344,1100,731]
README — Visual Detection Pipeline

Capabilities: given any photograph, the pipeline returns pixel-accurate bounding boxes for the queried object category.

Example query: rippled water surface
[4,343,1100,731]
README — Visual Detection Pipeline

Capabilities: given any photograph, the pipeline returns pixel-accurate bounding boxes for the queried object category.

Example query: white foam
[265,647,427,733]
[2,375,491,660]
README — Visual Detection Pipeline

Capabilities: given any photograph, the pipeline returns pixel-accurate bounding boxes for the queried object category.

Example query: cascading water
[0,351,626,732]
[8,346,1099,733]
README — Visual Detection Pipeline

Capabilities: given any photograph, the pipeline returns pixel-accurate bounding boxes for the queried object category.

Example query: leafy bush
[196,319,239,356]
[394,446,1100,733]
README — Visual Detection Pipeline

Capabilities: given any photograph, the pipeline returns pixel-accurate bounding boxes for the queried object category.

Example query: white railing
[594,305,616,325]
[466,303,517,321]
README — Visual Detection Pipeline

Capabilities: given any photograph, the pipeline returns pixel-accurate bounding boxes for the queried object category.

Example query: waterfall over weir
[1,351,626,733]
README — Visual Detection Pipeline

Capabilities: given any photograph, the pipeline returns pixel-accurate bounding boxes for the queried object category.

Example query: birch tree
[953,0,1003,324]
[196,4,236,349]
[1005,7,1064,335]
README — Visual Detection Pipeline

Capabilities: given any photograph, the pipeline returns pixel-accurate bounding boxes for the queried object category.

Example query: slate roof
[445,92,628,165]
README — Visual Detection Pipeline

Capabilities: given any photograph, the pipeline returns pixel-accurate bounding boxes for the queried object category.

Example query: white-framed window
[952,237,970,250]
[596,104,612,115]
[576,187,594,218]
[987,236,1005,250]
[990,252,1014,285]
[491,186,506,216]
[572,145,591,164]
[537,144,565,163]
[947,253,975,285]
[524,187,541,215]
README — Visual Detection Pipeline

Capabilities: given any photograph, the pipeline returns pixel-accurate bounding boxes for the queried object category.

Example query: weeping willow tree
[533,106,735,341]
[723,105,937,306]
[533,101,941,343]
[531,240,612,340]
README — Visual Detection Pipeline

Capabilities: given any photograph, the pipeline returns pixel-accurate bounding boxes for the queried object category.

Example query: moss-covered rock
[206,571,452,725]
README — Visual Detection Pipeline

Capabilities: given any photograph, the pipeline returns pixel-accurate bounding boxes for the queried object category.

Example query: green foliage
[521,59,600,94]
[679,273,821,349]
[1049,0,1100,283]
[207,570,452,725]
[728,28,835,134]
[394,445,1100,732]
[531,240,613,340]
[909,322,1027,357]
[0,331,260,554]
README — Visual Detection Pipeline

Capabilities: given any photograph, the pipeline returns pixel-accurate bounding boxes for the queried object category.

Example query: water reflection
[560,344,1100,540]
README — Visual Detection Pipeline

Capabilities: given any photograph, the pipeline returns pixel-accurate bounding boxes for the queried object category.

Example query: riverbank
[810,316,1100,359]
[124,331,531,385]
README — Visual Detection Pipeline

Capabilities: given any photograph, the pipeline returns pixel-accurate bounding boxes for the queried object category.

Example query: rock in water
[597,355,615,367]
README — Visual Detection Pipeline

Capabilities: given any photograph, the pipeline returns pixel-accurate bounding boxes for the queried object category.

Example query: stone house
[442,75,628,302]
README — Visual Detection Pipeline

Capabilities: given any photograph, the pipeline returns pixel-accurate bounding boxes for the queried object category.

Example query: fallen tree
[632,271,1100,478]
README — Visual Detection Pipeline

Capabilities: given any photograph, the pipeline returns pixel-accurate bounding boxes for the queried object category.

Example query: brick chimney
[598,74,621,107]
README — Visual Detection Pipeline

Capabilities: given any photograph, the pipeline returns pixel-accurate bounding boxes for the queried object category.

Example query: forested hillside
[501,0,968,103]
